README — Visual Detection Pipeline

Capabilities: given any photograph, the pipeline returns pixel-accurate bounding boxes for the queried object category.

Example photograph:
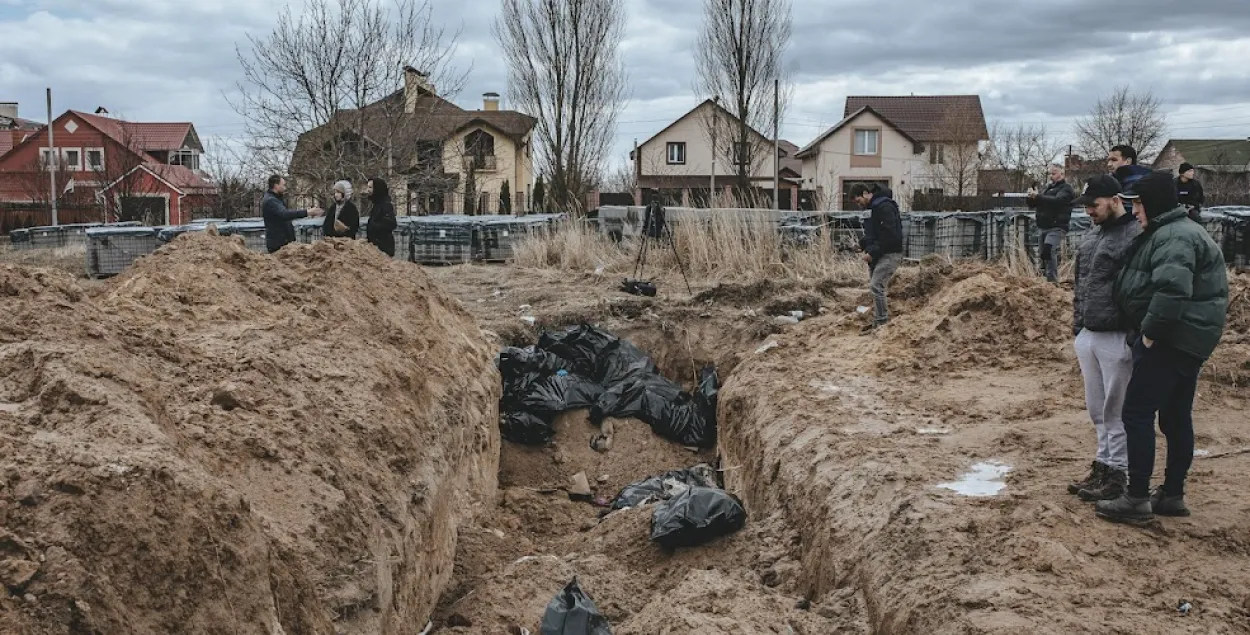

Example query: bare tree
[989,122,1065,192]
[202,138,263,220]
[602,161,637,194]
[1074,86,1167,162]
[1202,147,1250,206]
[231,0,465,206]
[694,0,792,200]
[494,0,627,216]
[928,112,986,199]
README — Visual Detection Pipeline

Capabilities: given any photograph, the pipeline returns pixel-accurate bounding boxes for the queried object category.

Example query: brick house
[1154,139,1250,205]
[0,108,217,228]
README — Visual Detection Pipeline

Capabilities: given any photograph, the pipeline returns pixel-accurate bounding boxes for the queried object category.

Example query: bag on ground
[540,578,612,635]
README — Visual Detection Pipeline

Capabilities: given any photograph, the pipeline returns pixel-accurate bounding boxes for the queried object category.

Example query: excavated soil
[0,237,500,634]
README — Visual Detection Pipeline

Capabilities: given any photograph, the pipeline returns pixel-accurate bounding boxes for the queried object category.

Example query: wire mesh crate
[993,211,1039,266]
[1221,209,1250,269]
[295,218,325,244]
[8,228,31,249]
[935,212,990,260]
[157,224,206,244]
[86,226,160,278]
[28,225,67,248]
[1065,212,1093,257]
[479,214,562,262]
[218,221,268,253]
[904,213,938,259]
[826,212,867,253]
[407,216,477,264]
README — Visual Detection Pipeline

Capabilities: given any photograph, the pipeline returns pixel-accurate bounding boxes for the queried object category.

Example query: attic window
[64,120,78,134]
[169,150,200,171]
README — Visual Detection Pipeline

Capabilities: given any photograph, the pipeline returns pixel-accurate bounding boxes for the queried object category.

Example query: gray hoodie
[1073,211,1141,334]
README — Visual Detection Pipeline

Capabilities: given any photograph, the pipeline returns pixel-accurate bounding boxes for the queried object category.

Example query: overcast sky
[3,0,1249,174]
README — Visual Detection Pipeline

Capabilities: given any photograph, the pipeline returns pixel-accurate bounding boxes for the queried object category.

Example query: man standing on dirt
[851,183,904,331]
[262,175,323,254]
[1027,164,1077,283]
[1096,171,1228,525]
[1068,174,1140,502]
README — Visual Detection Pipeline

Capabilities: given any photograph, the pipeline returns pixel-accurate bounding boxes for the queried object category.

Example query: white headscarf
[333,180,353,199]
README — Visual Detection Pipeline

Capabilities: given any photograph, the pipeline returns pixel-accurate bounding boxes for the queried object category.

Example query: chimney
[403,65,434,114]
[483,92,500,111]
[0,102,17,120]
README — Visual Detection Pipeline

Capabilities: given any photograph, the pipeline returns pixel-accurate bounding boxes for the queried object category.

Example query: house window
[40,148,57,170]
[666,142,686,165]
[929,144,945,165]
[853,130,879,156]
[62,148,82,171]
[733,142,750,165]
[86,148,105,171]
[170,150,200,171]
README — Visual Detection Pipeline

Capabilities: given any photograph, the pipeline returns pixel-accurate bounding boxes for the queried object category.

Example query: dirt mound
[879,270,1072,372]
[0,236,500,634]
[1206,271,1250,387]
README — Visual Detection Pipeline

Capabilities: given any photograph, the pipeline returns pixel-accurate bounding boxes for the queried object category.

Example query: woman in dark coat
[362,177,397,257]
[323,180,360,239]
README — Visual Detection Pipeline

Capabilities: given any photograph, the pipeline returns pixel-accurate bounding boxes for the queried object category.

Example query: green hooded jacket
[1114,206,1229,361]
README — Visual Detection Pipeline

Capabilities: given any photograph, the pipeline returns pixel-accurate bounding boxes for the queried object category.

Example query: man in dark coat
[362,177,397,257]
[262,175,323,253]
[850,183,904,330]
[1096,171,1229,524]
[1028,164,1078,282]
[1175,162,1205,221]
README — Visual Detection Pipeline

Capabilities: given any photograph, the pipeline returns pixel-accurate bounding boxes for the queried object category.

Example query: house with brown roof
[1154,138,1250,205]
[795,95,989,210]
[0,107,217,227]
[290,67,537,215]
[630,100,801,209]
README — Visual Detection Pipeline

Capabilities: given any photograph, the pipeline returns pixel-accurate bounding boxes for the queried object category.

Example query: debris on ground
[498,325,719,448]
[540,578,613,635]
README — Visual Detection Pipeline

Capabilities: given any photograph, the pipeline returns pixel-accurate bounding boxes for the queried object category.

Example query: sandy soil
[0,236,500,634]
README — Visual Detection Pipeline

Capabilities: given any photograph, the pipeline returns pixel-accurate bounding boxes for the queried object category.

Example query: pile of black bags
[497,325,718,448]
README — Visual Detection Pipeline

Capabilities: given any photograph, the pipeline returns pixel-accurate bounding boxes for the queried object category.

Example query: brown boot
[1068,461,1106,495]
[1079,468,1127,502]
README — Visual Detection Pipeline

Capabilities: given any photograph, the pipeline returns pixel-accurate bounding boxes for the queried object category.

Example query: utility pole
[633,137,640,205]
[710,97,718,209]
[47,88,58,226]
[773,78,780,211]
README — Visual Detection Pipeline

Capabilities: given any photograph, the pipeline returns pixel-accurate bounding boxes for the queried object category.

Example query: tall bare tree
[1202,147,1250,206]
[230,0,465,206]
[928,112,986,199]
[1074,86,1167,162]
[201,138,263,220]
[694,0,792,200]
[602,161,637,194]
[494,0,628,216]
[988,122,1065,192]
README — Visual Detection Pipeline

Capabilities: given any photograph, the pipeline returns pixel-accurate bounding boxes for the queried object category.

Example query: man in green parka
[1096,170,1229,524]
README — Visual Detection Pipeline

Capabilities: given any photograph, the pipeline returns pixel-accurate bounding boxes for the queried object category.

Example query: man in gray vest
[1067,175,1141,501]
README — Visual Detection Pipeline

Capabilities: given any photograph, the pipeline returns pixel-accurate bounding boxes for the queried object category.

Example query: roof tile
[844,95,988,142]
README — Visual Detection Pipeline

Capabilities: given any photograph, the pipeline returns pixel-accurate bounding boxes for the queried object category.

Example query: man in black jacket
[1176,162,1205,221]
[851,184,904,330]
[262,175,323,253]
[1027,164,1077,283]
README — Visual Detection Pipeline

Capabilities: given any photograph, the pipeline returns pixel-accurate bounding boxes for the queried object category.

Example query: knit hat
[1118,170,1177,219]
[1178,162,1195,174]
[333,180,353,198]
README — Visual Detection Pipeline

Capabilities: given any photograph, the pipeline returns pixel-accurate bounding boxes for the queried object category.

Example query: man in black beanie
[1096,170,1229,524]
[1176,162,1205,221]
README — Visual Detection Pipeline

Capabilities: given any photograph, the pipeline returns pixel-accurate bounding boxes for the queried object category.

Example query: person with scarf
[362,177,397,257]
[323,180,360,239]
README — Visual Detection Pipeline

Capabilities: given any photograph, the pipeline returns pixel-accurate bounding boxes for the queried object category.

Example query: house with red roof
[0,107,217,228]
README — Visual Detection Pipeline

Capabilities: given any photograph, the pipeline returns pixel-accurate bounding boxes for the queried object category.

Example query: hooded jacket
[858,186,904,261]
[1113,164,1152,214]
[323,198,360,239]
[1030,179,1077,230]
[365,179,397,257]
[1073,211,1140,334]
[261,190,308,253]
[1113,206,1228,361]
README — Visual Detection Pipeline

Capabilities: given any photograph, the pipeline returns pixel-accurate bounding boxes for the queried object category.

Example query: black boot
[1151,488,1191,517]
[1079,468,1127,502]
[1095,493,1152,524]
[1068,461,1106,495]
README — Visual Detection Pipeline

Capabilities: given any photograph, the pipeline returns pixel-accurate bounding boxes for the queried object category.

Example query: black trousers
[1122,336,1203,498]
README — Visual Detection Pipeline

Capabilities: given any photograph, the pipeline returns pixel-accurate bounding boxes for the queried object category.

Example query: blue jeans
[1122,336,1203,498]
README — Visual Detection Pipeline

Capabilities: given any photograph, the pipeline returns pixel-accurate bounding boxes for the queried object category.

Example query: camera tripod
[626,200,693,297]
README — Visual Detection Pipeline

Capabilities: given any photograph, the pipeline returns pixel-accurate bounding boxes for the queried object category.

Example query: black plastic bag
[540,578,612,635]
[608,465,719,512]
[650,486,747,549]
[519,374,606,415]
[595,342,658,387]
[500,411,555,445]
[591,369,717,448]
[537,325,620,379]
[498,346,572,382]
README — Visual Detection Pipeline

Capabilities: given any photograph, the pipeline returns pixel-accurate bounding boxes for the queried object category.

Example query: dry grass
[514,214,867,284]
[0,242,88,277]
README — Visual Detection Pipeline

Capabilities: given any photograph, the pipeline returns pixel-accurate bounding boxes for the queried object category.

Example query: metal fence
[86,227,162,278]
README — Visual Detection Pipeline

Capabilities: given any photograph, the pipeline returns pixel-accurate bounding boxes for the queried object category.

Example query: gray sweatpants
[1074,329,1132,471]
[869,253,902,326]
[1039,228,1066,282]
